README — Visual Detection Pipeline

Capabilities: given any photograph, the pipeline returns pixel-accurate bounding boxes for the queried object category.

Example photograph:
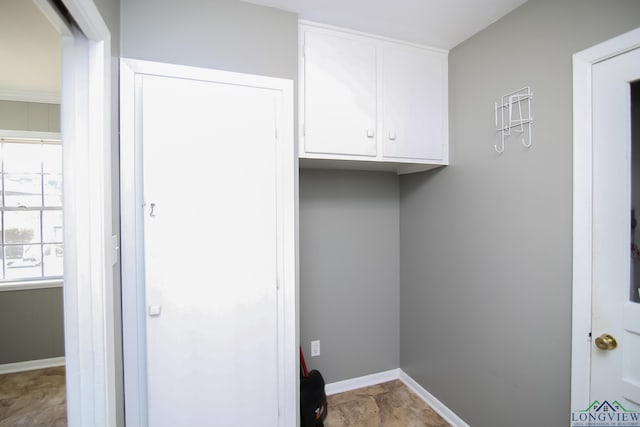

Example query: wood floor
[325,380,450,427]
[0,367,66,427]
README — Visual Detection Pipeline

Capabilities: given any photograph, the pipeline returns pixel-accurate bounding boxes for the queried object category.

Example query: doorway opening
[0,0,66,424]
[1,0,117,425]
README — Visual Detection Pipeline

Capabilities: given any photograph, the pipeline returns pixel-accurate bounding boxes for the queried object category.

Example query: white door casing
[33,0,116,425]
[572,27,640,414]
[120,59,297,427]
[591,47,640,408]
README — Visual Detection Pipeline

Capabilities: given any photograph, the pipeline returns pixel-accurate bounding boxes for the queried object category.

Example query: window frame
[0,129,63,290]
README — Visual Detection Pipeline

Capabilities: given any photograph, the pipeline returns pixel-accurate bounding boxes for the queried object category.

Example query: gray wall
[300,170,399,383]
[120,0,401,389]
[94,0,120,56]
[399,1,640,426]
[120,0,395,395]
[0,101,63,365]
[0,100,60,132]
[121,0,297,81]
[0,288,65,364]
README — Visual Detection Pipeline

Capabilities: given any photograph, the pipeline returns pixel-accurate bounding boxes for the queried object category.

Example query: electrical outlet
[311,340,320,357]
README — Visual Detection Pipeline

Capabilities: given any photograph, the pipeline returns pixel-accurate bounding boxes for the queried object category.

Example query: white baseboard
[0,357,65,374]
[399,370,470,427]
[325,368,401,395]
[325,368,469,427]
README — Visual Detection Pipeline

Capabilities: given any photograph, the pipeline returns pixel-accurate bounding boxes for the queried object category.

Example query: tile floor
[1,368,448,427]
[324,380,451,427]
[0,366,66,427]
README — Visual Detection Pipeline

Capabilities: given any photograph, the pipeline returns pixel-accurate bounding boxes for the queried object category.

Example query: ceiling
[242,0,528,49]
[0,0,528,100]
[0,0,61,102]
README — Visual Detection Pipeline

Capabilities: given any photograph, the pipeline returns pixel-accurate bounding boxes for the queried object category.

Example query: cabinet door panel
[382,45,445,161]
[303,31,377,157]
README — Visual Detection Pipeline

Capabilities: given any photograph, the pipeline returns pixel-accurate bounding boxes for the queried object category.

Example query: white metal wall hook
[494,133,505,154]
[494,87,533,153]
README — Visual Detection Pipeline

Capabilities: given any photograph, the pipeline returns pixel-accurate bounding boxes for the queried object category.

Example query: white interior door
[591,47,640,411]
[141,74,280,426]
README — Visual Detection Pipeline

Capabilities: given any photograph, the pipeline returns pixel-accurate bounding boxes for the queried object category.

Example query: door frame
[36,0,116,425]
[119,58,298,426]
[571,27,640,411]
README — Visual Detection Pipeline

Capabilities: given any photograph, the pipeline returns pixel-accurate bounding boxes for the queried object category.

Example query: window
[1,137,63,283]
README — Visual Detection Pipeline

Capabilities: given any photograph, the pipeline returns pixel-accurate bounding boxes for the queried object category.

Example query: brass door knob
[595,333,618,350]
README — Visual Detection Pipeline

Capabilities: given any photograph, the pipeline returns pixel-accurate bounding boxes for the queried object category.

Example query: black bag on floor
[300,369,328,427]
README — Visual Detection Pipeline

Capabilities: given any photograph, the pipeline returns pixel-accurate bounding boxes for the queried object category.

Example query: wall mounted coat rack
[494,86,533,154]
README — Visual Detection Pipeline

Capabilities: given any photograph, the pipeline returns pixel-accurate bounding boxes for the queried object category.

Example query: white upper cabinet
[381,43,446,161]
[299,22,449,174]
[304,30,378,157]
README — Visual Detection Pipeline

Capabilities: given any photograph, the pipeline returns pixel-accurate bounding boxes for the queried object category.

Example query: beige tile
[325,380,450,427]
[0,367,66,427]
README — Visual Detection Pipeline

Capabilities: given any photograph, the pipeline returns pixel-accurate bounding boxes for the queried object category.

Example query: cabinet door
[381,45,446,161]
[303,30,377,157]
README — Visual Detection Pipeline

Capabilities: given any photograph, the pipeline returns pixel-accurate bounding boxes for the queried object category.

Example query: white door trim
[571,27,640,411]
[120,58,297,426]
[48,0,116,425]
